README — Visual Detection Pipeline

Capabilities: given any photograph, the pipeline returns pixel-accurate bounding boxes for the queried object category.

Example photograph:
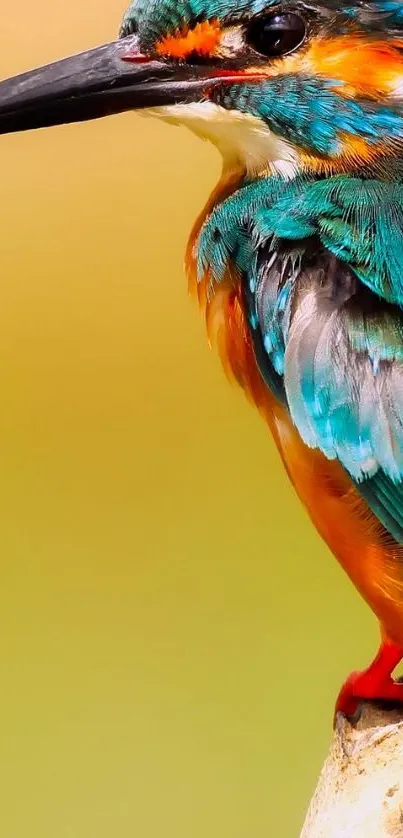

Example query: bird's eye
[246,12,306,57]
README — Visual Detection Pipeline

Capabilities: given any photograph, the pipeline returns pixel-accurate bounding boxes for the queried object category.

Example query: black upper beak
[0,34,219,135]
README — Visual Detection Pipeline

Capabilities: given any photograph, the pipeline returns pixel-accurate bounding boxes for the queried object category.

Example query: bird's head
[0,1,402,179]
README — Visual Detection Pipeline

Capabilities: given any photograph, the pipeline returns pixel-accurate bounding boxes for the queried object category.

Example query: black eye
[246,12,306,57]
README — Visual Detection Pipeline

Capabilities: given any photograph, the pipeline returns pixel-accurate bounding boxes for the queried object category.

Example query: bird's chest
[185,169,284,416]
[186,175,267,410]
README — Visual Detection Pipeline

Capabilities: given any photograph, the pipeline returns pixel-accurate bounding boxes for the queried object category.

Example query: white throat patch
[145,101,300,179]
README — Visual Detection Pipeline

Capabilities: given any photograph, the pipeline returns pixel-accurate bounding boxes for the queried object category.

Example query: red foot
[335,641,403,719]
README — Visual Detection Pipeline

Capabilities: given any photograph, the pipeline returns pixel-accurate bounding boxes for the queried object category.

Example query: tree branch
[301,704,403,837]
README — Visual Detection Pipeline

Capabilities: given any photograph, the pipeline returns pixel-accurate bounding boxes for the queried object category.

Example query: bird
[0,0,403,719]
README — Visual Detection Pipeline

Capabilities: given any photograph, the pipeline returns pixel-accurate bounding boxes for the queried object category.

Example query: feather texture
[196,174,403,539]
[282,251,403,481]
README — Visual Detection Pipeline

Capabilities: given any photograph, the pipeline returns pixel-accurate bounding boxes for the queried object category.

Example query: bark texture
[301,704,403,837]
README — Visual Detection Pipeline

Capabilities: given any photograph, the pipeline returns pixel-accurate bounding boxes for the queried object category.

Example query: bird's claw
[335,640,403,724]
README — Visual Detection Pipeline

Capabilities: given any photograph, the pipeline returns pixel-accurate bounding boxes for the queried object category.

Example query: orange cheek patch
[156,19,222,59]
[306,37,403,98]
[279,36,403,99]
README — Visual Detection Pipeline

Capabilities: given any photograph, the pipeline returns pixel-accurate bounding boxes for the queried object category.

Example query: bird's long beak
[0,34,227,135]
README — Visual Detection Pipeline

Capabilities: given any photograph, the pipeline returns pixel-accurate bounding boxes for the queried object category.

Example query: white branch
[301,704,403,837]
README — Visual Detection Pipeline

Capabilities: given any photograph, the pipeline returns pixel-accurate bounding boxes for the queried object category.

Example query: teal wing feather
[253,177,403,307]
[251,239,403,541]
[255,188,403,541]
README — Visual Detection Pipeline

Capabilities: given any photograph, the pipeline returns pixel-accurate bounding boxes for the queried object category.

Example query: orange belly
[187,220,403,643]
[272,404,403,646]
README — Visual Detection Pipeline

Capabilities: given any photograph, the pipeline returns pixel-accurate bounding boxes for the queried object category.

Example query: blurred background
[0,2,376,836]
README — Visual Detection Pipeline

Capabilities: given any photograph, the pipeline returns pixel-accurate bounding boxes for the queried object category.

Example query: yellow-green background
[0,3,375,836]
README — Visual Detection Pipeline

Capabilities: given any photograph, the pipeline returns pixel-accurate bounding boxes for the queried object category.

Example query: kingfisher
[1,0,403,719]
